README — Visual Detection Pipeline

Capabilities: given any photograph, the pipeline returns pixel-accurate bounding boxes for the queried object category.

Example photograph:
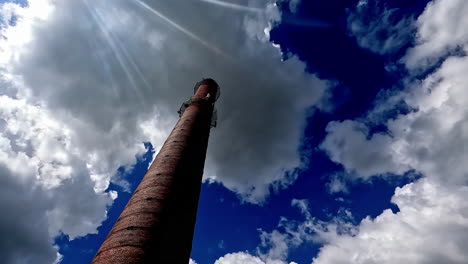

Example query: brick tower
[91,78,220,264]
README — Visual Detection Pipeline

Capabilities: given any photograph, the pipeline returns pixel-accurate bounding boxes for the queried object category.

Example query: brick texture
[91,79,219,264]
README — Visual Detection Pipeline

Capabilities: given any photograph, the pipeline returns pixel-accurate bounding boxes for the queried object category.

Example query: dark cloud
[10,0,325,203]
[0,0,325,261]
[0,165,56,264]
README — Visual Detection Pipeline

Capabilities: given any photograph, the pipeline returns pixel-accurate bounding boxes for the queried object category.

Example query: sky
[0,0,467,263]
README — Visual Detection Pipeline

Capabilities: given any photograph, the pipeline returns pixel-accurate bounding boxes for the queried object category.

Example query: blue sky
[51,0,428,262]
[1,0,468,264]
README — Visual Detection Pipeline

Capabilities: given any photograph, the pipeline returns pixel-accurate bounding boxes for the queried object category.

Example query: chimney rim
[194,78,220,101]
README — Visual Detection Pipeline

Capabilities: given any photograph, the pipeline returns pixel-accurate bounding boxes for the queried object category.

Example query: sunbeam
[282,13,332,29]
[196,0,263,13]
[133,0,228,58]
[82,0,147,102]
[84,28,120,97]
[105,6,153,92]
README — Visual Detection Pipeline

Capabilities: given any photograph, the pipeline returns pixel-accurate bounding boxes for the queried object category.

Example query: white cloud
[213,251,303,264]
[326,174,349,194]
[320,120,408,179]
[218,179,468,264]
[291,198,310,218]
[215,252,266,264]
[321,0,468,185]
[0,96,114,261]
[317,0,468,263]
[0,0,325,262]
[404,0,468,70]
[168,1,468,263]
[347,1,414,55]
[321,41,468,187]
[313,178,468,264]
[215,199,356,264]
[190,259,198,264]
[254,200,317,264]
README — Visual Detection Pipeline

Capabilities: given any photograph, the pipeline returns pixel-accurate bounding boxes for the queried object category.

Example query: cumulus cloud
[404,0,468,70]
[313,179,468,264]
[322,0,468,186]
[214,251,301,264]
[0,0,324,262]
[6,0,325,202]
[215,252,267,264]
[0,95,114,262]
[316,0,468,263]
[321,120,408,179]
[218,180,468,264]
[321,44,468,187]
[182,1,468,263]
[0,165,57,264]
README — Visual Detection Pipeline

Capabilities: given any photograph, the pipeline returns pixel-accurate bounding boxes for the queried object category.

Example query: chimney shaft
[91,79,219,264]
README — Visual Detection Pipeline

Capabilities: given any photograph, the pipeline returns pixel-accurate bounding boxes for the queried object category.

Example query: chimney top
[194,78,220,102]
